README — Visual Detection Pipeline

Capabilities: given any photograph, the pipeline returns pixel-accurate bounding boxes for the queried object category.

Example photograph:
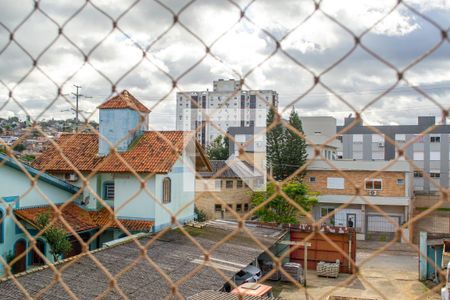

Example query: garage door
[367,215,400,233]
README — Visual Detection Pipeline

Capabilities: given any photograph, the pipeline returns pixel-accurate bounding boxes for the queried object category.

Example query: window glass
[327,178,344,189]
[163,177,171,203]
[226,180,234,189]
[104,182,115,200]
[365,179,382,190]
[413,152,424,160]
[236,180,243,188]
[430,151,440,160]
[214,204,222,212]
[236,204,242,212]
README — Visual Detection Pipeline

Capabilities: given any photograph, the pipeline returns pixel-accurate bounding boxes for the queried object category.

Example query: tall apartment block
[176,79,278,147]
[337,116,450,193]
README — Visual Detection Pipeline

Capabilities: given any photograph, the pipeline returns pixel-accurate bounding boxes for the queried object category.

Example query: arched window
[163,177,171,204]
[0,210,4,243]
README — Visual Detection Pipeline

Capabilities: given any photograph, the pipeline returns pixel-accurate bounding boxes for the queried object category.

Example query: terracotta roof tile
[32,131,189,173]
[89,208,153,232]
[98,90,150,113]
[14,203,97,233]
[97,131,186,173]
[32,133,99,172]
[14,204,153,233]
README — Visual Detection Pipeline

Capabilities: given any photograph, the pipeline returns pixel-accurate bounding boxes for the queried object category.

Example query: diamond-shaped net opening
[0,0,449,299]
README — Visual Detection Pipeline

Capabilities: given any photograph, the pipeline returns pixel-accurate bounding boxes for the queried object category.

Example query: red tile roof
[14,203,153,233]
[98,90,150,113]
[32,134,100,172]
[97,131,186,173]
[32,131,192,173]
[14,203,97,233]
[89,208,154,232]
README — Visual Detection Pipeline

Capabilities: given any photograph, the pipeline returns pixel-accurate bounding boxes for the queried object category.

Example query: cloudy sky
[0,0,449,129]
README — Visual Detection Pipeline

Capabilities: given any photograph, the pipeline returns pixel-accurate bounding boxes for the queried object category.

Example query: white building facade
[176,79,278,147]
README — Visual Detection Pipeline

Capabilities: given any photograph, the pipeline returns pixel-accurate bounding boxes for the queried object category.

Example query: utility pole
[71,85,91,132]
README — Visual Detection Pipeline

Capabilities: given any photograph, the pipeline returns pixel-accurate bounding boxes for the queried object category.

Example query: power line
[71,85,92,132]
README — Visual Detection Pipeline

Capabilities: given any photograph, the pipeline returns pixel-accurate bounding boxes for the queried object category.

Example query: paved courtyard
[270,241,440,300]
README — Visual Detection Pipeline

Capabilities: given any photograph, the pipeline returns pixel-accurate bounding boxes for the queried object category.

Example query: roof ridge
[98,90,150,113]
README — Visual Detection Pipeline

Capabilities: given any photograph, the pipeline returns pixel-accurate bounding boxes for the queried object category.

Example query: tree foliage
[35,212,72,262]
[206,135,229,160]
[266,108,307,180]
[251,181,318,224]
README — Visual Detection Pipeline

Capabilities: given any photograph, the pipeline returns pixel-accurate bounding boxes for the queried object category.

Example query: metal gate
[366,215,401,241]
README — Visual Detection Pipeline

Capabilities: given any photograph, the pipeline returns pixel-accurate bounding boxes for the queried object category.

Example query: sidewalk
[357,240,419,255]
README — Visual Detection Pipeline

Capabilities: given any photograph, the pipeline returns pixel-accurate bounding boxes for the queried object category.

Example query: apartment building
[301,116,340,160]
[306,160,413,241]
[337,116,450,192]
[176,79,278,147]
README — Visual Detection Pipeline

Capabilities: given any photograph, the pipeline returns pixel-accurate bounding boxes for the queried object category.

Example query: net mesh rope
[0,0,449,299]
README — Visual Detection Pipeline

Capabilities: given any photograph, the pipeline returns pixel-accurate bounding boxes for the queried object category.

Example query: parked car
[231,282,274,298]
[442,262,450,300]
[233,265,262,285]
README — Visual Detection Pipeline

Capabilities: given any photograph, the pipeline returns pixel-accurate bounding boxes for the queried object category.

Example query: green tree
[251,181,318,224]
[266,108,307,180]
[13,144,26,152]
[35,212,72,262]
[206,135,229,160]
[266,107,286,180]
[284,109,308,178]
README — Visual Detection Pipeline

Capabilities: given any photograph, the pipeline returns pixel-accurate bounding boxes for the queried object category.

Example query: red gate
[288,225,356,274]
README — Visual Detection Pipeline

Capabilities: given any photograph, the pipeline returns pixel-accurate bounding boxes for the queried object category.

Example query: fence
[289,225,356,274]
[0,0,449,299]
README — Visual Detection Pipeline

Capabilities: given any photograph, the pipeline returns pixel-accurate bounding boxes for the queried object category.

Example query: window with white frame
[104,182,115,200]
[430,136,441,143]
[397,178,405,185]
[215,180,223,190]
[320,207,335,225]
[365,179,382,190]
[413,152,424,160]
[430,151,440,160]
[327,177,344,189]
[430,172,440,178]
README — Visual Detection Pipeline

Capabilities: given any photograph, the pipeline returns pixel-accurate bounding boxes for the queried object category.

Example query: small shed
[419,231,450,282]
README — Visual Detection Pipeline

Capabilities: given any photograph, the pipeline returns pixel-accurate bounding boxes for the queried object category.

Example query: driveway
[271,241,439,299]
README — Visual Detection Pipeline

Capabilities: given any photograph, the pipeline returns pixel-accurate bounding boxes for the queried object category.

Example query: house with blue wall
[0,90,210,276]
[31,91,211,241]
[0,153,79,275]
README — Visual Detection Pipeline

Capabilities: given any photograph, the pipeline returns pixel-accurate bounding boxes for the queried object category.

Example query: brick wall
[195,178,252,220]
[305,170,406,197]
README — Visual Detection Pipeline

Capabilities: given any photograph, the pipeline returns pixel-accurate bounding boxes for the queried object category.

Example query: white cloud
[0,0,449,128]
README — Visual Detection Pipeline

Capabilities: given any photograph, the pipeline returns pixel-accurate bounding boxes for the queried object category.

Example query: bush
[194,206,208,222]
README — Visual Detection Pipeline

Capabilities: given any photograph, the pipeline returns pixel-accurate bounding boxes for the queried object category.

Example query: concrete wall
[153,155,196,232]
[98,109,148,156]
[114,174,155,221]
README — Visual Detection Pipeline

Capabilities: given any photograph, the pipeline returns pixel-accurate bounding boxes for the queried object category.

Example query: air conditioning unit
[369,190,378,196]
[67,173,79,182]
